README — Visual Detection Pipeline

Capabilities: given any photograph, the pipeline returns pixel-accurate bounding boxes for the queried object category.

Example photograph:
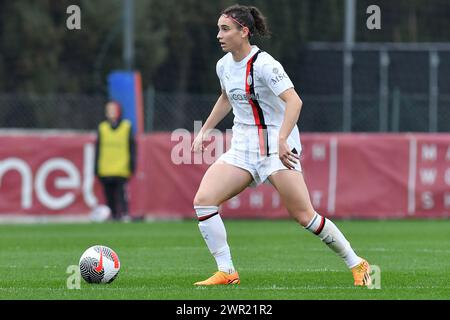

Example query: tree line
[0,0,449,94]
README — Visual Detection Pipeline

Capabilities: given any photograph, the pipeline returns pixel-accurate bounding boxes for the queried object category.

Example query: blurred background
[1,0,450,220]
[1,0,450,133]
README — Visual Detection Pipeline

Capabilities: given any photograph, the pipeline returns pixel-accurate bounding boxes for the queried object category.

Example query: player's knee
[290,209,315,227]
[193,194,204,207]
[193,193,216,207]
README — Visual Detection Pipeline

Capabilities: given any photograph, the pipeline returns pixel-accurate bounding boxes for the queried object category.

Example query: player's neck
[231,43,252,62]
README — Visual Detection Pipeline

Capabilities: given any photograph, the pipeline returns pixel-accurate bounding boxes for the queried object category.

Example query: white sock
[195,205,236,274]
[305,212,362,268]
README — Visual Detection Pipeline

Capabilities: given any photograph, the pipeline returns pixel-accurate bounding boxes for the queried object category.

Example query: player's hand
[278,137,299,170]
[191,130,209,153]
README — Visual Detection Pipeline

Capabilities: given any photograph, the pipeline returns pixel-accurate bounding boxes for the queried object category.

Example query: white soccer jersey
[216,45,294,127]
[216,45,300,156]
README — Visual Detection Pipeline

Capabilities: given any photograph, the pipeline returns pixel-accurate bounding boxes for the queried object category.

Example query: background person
[95,101,136,221]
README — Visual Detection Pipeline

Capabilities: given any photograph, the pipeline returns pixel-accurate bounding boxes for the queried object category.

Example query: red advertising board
[0,132,449,219]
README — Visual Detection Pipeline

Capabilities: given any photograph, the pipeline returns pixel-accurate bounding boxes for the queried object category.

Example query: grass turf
[0,219,448,300]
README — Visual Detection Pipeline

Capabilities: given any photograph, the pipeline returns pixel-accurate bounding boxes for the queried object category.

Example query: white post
[343,0,355,132]
[123,0,135,70]
[429,51,439,132]
[379,50,390,132]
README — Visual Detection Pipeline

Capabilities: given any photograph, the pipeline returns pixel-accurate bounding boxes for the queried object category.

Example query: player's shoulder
[216,52,232,75]
[216,52,232,68]
[254,51,284,72]
[256,50,275,62]
[254,51,283,75]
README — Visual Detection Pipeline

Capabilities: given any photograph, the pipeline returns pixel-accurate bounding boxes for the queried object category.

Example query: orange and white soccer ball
[79,245,120,283]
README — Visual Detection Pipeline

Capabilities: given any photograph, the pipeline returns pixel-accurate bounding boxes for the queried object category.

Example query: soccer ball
[79,245,120,284]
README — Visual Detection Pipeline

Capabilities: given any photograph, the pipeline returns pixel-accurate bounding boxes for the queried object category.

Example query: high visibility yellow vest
[97,120,132,178]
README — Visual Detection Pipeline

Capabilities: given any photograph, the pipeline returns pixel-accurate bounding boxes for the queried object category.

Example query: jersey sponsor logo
[271,73,288,86]
[228,88,259,101]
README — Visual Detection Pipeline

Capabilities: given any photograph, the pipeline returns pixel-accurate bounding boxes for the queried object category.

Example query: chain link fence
[1,48,450,133]
[145,91,450,133]
[2,89,449,133]
[144,90,231,132]
[0,94,106,131]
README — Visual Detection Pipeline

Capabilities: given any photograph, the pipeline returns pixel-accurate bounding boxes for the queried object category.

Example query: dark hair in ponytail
[248,6,270,38]
[221,4,271,38]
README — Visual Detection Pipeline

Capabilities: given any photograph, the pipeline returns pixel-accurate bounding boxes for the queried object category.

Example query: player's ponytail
[248,6,271,38]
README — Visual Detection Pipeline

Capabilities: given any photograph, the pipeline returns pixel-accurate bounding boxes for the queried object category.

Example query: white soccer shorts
[217,123,302,187]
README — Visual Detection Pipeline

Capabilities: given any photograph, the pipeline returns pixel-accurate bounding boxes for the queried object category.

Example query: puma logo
[323,236,336,245]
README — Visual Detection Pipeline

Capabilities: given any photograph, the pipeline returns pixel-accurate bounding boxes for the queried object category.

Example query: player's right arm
[191,89,231,153]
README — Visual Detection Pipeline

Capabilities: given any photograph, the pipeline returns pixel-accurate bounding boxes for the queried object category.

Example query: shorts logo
[247,74,253,86]
[272,67,279,74]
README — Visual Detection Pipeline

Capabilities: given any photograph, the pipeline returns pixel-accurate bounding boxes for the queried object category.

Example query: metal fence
[0,94,106,131]
[2,45,450,133]
[296,43,450,133]
[144,92,450,133]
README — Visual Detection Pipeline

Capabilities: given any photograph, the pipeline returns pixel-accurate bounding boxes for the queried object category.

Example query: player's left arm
[278,88,303,169]
[279,88,302,140]
[260,60,302,169]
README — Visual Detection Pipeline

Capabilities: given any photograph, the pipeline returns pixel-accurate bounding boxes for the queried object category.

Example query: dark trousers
[99,177,129,220]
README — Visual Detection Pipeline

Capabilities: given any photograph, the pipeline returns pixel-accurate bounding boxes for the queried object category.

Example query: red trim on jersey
[245,51,268,156]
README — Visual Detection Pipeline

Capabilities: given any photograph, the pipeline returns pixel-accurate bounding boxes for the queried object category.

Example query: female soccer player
[191,4,371,287]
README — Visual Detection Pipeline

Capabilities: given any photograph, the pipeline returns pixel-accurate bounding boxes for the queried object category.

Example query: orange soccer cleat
[194,271,240,286]
[351,258,372,287]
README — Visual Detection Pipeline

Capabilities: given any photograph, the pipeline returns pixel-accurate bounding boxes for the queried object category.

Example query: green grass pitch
[0,219,448,300]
